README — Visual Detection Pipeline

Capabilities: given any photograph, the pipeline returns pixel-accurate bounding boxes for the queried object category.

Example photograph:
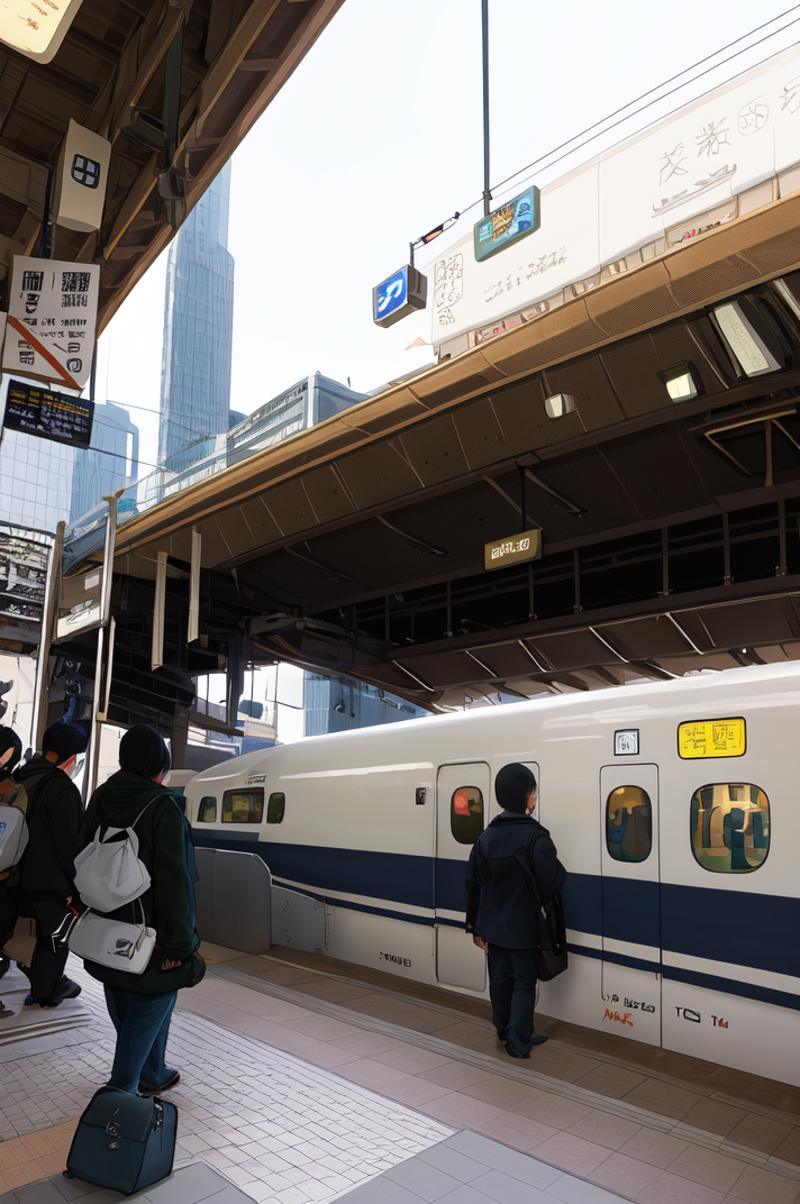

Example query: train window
[267,792,285,824]
[197,796,217,823]
[606,786,652,863]
[221,788,264,824]
[690,783,770,873]
[451,786,484,845]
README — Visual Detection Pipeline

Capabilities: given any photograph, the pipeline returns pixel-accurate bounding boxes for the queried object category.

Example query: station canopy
[58,188,800,721]
[17,26,800,720]
[0,0,343,330]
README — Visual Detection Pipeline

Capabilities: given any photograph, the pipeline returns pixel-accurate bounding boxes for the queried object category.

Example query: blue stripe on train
[191,833,800,981]
[661,963,800,1012]
[566,943,661,975]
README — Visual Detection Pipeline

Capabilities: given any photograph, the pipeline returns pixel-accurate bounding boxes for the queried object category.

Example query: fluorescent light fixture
[544,393,577,419]
[0,0,84,63]
[659,362,702,403]
[773,278,800,323]
[713,301,782,377]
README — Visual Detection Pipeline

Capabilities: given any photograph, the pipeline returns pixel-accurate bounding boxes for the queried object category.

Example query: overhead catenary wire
[448,5,800,226]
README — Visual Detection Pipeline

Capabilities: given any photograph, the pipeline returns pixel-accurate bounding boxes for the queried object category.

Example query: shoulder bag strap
[513,836,545,909]
[129,795,160,832]
[23,771,56,835]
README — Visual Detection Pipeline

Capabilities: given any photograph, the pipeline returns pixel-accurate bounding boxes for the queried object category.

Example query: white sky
[95,0,800,476]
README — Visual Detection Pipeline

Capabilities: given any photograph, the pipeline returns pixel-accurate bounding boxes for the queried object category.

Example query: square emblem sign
[614,729,640,756]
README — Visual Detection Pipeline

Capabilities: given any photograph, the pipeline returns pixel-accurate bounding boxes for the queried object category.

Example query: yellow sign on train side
[678,718,746,759]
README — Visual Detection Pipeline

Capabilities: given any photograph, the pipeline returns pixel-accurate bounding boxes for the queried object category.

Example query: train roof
[187,662,800,788]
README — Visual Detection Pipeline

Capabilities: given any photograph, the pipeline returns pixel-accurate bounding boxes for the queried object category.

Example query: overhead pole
[30,522,65,754]
[84,491,122,802]
[481,0,492,217]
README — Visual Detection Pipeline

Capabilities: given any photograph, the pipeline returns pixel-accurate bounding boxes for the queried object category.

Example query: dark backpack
[514,842,568,981]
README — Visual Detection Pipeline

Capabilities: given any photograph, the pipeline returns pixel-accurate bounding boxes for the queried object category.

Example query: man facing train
[465,762,566,1059]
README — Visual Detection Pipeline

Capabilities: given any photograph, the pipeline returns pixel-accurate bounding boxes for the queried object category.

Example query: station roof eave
[0,0,344,331]
[99,187,800,562]
[67,187,800,715]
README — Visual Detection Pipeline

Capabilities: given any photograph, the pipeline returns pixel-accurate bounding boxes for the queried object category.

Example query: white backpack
[73,798,158,914]
[0,803,27,873]
[66,797,162,975]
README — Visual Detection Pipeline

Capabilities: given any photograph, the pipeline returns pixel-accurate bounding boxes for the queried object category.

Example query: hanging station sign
[372,264,428,327]
[0,0,84,64]
[2,378,94,450]
[484,528,542,572]
[1,255,100,389]
[473,185,541,262]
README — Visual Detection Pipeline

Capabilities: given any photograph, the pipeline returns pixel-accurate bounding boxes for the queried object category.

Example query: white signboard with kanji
[0,0,84,65]
[430,43,800,347]
[1,255,100,390]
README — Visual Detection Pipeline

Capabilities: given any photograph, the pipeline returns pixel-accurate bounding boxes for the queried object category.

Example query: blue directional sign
[373,264,427,328]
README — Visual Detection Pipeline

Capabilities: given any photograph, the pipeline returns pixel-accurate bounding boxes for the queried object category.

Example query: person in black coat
[0,725,25,1017]
[15,720,88,1007]
[80,724,204,1096]
[466,762,565,1059]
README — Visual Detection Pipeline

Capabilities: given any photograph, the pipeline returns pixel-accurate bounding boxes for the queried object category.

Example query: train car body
[186,663,800,1086]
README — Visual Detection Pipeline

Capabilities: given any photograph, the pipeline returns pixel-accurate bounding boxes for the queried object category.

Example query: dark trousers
[488,944,538,1057]
[104,986,177,1095]
[0,884,17,975]
[22,898,70,1003]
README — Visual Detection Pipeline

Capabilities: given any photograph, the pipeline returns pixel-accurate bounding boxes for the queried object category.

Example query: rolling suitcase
[65,1086,177,1195]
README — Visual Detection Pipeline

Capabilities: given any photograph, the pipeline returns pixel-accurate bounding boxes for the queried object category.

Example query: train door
[600,764,661,1045]
[435,761,490,992]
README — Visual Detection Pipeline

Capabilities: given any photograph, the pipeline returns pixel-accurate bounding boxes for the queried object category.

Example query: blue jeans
[488,945,538,1056]
[104,986,177,1094]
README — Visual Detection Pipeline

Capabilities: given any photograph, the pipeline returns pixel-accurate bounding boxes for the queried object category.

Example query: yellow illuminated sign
[484,528,542,572]
[678,718,746,759]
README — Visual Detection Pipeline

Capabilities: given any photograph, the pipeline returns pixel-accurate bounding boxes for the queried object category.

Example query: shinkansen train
[186,662,800,1087]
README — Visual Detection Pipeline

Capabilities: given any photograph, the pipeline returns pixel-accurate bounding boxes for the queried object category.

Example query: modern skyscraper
[70,401,139,521]
[158,163,234,472]
[0,385,74,532]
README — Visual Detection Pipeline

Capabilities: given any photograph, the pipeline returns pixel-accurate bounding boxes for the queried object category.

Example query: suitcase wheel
[63,1171,74,1179]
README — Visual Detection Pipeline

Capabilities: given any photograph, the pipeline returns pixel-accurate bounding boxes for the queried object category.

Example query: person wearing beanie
[0,725,26,1009]
[14,720,89,1007]
[465,762,566,1059]
[79,724,204,1096]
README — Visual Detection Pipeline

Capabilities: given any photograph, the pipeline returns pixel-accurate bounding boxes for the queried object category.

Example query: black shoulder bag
[513,842,568,981]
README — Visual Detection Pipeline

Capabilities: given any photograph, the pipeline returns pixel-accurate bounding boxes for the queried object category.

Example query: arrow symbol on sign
[377,278,404,314]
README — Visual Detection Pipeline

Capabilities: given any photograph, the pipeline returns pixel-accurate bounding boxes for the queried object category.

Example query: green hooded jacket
[79,770,205,995]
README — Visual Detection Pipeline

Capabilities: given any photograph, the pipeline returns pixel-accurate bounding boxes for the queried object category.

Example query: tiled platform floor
[0,1161,253,1203]
[0,964,451,1199]
[236,949,800,1123]
[198,952,800,1203]
[1,948,798,1204]
[0,967,89,1049]
[335,1130,647,1203]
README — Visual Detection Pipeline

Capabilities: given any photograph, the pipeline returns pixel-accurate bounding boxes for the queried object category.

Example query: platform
[0,947,797,1204]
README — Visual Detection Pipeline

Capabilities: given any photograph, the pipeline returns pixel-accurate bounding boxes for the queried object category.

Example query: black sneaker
[41,979,81,1008]
[138,1069,180,1097]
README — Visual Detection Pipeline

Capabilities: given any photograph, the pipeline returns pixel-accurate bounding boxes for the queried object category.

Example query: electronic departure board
[2,378,94,449]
